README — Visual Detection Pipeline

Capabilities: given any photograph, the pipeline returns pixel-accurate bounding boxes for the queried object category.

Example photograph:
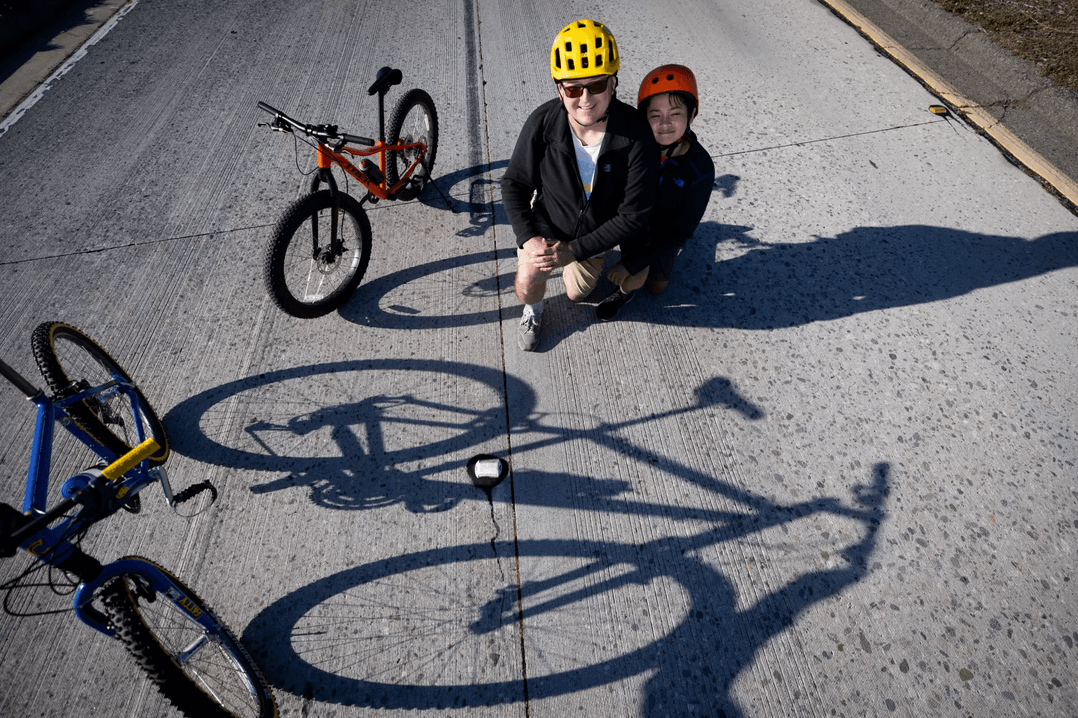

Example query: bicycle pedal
[121,494,142,514]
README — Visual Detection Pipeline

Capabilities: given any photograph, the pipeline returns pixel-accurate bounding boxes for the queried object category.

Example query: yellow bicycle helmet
[550,19,620,81]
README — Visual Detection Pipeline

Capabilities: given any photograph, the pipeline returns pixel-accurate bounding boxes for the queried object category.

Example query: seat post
[378,90,386,142]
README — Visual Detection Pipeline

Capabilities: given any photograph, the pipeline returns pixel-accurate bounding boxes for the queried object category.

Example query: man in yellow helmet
[502,19,658,351]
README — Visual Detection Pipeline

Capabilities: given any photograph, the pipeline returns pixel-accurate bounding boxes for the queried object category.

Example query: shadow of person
[335,216,1075,339]
[714,173,740,198]
[660,224,1078,330]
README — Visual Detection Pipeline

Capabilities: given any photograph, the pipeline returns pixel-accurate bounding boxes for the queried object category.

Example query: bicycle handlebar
[0,357,43,399]
[1,438,161,556]
[257,101,374,147]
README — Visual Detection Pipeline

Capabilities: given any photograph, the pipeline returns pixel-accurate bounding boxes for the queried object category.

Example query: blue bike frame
[9,373,174,635]
[72,556,223,638]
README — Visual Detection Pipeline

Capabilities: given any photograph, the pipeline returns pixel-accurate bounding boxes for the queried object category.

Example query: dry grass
[932,0,1078,93]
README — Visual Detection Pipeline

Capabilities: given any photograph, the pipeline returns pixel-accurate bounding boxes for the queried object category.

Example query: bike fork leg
[309,169,341,257]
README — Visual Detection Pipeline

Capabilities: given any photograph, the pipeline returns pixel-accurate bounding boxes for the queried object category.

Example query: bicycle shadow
[163,363,764,515]
[167,360,884,716]
[421,159,510,238]
[239,460,888,715]
[163,359,530,514]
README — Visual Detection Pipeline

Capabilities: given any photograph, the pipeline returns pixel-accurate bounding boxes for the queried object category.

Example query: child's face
[646,93,688,146]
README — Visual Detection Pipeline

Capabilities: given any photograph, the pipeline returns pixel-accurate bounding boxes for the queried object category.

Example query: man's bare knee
[515,268,548,305]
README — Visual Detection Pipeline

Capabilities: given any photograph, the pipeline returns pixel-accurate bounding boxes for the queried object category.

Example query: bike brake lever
[259,119,291,133]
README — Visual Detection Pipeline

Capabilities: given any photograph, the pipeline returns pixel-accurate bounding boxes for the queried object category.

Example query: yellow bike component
[102,438,160,483]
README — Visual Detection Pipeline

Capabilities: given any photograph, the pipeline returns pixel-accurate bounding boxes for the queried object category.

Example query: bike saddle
[367,67,403,96]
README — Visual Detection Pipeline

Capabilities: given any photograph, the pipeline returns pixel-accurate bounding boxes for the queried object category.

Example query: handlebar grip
[102,438,160,483]
[257,101,280,115]
[342,133,375,147]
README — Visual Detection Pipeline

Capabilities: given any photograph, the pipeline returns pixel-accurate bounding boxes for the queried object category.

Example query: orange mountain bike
[258,67,438,318]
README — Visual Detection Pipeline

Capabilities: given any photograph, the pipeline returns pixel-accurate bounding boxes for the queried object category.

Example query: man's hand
[523,236,573,272]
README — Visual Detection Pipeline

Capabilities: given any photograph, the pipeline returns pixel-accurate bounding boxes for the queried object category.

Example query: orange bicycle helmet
[550,20,620,81]
[637,64,699,118]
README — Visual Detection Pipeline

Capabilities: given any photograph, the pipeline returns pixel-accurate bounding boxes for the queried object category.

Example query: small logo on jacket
[602,164,612,173]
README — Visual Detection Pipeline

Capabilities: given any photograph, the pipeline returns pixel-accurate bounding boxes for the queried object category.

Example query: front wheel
[386,89,439,201]
[30,322,169,466]
[263,190,372,318]
[101,564,277,718]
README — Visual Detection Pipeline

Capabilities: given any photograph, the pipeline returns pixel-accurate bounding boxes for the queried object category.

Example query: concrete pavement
[827,0,1078,210]
[0,1,1075,717]
[4,0,1076,208]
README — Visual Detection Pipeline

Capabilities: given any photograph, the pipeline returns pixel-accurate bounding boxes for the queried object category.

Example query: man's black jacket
[501,96,658,261]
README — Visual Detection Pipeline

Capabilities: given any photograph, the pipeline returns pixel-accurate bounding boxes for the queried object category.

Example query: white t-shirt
[572,132,604,199]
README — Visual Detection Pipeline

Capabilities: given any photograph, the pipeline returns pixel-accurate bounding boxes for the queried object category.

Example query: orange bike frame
[316,140,427,202]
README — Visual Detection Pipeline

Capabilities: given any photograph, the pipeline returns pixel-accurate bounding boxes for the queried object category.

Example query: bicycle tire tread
[100,560,277,718]
[385,88,439,199]
[29,322,169,466]
[262,190,372,318]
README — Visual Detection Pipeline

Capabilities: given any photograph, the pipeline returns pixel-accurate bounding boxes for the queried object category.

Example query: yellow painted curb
[819,0,1078,209]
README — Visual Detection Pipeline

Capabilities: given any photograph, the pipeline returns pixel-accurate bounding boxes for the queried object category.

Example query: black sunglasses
[560,77,611,98]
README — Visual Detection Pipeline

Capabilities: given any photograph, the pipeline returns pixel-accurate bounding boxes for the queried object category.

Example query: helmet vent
[551,19,619,80]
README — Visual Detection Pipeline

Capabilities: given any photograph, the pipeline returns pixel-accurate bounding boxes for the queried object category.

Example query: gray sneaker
[518,309,542,351]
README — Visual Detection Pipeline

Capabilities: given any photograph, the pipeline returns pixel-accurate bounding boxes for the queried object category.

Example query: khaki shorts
[516,246,607,301]
[516,248,649,300]
[562,253,608,301]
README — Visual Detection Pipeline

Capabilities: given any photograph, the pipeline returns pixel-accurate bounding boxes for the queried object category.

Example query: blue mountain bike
[0,322,276,718]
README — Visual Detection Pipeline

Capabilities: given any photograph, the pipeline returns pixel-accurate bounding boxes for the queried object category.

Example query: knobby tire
[100,563,277,718]
[386,89,439,200]
[263,190,372,318]
[30,322,169,466]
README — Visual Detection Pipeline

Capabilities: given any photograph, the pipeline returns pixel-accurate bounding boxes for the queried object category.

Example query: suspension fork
[309,147,342,258]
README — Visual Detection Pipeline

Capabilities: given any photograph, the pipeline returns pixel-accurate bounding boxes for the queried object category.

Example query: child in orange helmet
[503,20,659,350]
[596,64,715,320]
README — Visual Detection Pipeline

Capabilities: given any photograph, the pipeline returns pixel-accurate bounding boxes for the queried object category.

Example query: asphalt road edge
[818,0,1078,213]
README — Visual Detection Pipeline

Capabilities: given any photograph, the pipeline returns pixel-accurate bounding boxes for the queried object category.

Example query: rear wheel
[31,322,169,466]
[101,564,277,718]
[386,89,439,200]
[263,190,372,318]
